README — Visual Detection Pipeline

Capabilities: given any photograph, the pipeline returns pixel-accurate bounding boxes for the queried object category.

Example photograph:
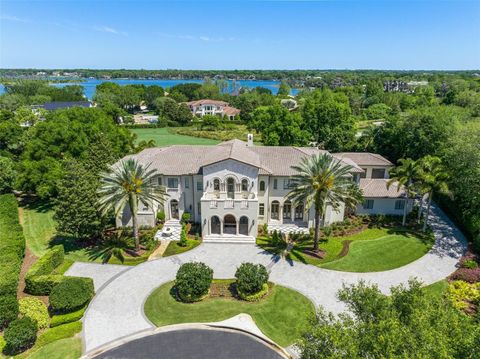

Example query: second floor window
[184,178,190,189]
[259,181,265,191]
[283,179,295,189]
[395,200,405,210]
[273,179,278,190]
[157,177,162,186]
[167,178,178,189]
[241,179,248,191]
[372,168,386,179]
[197,181,203,191]
[259,203,265,216]
[213,179,220,191]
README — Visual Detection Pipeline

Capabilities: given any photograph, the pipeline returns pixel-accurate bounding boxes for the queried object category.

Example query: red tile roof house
[185,99,240,120]
[116,136,410,243]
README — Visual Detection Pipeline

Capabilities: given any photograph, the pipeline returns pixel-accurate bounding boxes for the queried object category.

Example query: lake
[0,78,299,99]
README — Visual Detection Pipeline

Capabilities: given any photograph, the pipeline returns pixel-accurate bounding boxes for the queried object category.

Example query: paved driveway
[67,204,467,354]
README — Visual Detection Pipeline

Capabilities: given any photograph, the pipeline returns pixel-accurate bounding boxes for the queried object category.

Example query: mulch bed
[338,240,352,258]
[17,247,49,305]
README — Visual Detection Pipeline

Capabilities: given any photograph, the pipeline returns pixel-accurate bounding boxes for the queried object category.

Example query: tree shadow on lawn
[19,197,54,213]
[385,227,435,246]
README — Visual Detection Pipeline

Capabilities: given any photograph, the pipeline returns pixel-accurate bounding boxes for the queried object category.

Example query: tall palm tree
[417,156,450,231]
[287,153,356,251]
[98,158,167,250]
[387,158,420,226]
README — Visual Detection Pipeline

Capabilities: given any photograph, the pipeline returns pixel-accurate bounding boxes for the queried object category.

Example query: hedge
[50,305,87,328]
[3,317,37,355]
[0,194,25,329]
[237,283,270,302]
[235,263,269,296]
[25,245,65,295]
[19,297,49,329]
[35,321,82,349]
[175,262,213,303]
[49,277,94,314]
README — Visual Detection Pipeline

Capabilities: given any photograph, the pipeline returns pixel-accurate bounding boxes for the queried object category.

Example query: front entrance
[271,201,280,220]
[223,214,236,235]
[211,216,221,234]
[239,216,248,235]
[170,200,179,219]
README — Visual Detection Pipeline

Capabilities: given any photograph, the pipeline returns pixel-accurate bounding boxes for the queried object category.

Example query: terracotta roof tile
[359,179,406,198]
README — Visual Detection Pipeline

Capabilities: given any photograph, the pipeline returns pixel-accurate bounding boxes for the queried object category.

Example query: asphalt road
[94,328,285,359]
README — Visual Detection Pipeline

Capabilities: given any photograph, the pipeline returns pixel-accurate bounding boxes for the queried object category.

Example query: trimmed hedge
[49,277,94,313]
[238,283,270,302]
[0,295,19,330]
[0,194,25,329]
[35,321,82,349]
[235,263,269,296]
[50,305,87,327]
[3,317,37,355]
[175,262,213,303]
[19,297,49,329]
[25,245,65,295]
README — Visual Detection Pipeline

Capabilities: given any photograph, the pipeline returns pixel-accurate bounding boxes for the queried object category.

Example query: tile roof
[223,106,241,116]
[334,152,393,167]
[124,140,366,176]
[41,101,92,110]
[185,99,229,107]
[359,179,406,198]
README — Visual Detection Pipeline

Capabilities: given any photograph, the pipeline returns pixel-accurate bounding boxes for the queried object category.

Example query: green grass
[163,239,201,257]
[26,338,81,359]
[320,232,432,272]
[144,281,314,347]
[130,127,220,146]
[258,227,433,272]
[21,202,56,257]
[422,280,449,299]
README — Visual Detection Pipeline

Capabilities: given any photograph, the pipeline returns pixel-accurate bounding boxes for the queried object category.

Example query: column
[220,220,223,235]
[236,220,239,235]
[291,206,295,222]
[279,205,284,224]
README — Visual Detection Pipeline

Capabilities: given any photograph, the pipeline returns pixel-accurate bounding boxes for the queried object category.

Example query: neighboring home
[185,99,240,120]
[280,98,298,110]
[36,101,94,111]
[116,136,410,243]
[133,114,159,125]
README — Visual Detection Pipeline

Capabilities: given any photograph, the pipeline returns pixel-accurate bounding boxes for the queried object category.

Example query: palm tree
[287,153,356,251]
[344,182,365,216]
[98,158,167,250]
[387,158,420,226]
[416,156,450,232]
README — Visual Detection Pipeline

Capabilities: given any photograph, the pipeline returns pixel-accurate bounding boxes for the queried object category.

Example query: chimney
[247,133,254,147]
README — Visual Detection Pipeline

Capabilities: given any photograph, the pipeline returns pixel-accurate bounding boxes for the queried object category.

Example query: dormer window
[213,179,220,191]
[241,179,248,191]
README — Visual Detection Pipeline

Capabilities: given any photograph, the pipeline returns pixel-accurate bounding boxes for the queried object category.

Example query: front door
[271,201,279,220]
[170,200,179,219]
[283,202,291,220]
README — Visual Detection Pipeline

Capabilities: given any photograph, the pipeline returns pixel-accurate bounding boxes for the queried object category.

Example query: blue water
[0,78,298,99]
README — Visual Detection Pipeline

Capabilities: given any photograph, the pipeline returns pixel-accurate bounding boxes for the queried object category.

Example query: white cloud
[93,25,127,36]
[0,15,29,23]
[158,33,235,42]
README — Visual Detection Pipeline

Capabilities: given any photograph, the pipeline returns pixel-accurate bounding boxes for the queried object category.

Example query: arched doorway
[170,200,179,219]
[211,216,221,235]
[283,201,292,220]
[223,214,236,234]
[271,201,280,220]
[227,178,235,199]
[239,216,249,235]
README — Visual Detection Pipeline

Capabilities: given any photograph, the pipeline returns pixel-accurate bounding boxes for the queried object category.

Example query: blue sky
[1,0,479,70]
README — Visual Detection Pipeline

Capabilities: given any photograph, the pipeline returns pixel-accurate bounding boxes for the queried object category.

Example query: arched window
[271,200,280,220]
[213,178,220,191]
[259,181,265,191]
[241,179,248,191]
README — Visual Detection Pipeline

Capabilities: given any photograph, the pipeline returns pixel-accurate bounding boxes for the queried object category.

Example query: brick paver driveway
[67,204,467,354]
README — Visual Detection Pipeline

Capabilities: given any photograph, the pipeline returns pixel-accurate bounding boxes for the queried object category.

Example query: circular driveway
[69,204,467,354]
[93,328,285,359]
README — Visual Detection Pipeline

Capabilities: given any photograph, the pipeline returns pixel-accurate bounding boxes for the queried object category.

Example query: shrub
[50,305,86,327]
[36,321,82,348]
[0,295,19,330]
[0,335,5,353]
[19,297,49,329]
[449,268,480,284]
[181,212,191,223]
[49,277,94,313]
[178,225,188,247]
[447,281,480,311]
[235,263,269,296]
[462,260,478,269]
[175,262,213,302]
[238,283,270,302]
[156,211,166,222]
[25,245,65,295]
[3,317,37,355]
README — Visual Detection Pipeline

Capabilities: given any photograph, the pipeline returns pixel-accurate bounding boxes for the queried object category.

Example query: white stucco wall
[356,197,413,216]
[203,159,259,194]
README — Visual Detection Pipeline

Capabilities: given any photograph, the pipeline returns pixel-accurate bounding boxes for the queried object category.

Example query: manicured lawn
[422,280,449,299]
[144,281,314,347]
[258,227,434,272]
[163,238,201,257]
[27,337,81,359]
[320,232,432,272]
[130,127,220,146]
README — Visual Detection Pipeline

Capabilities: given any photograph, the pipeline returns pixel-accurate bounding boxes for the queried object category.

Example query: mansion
[118,136,409,243]
[185,99,240,120]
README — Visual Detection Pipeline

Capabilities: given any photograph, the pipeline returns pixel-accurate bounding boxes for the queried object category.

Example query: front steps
[203,235,256,244]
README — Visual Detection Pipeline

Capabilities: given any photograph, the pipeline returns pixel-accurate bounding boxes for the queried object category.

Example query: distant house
[185,99,240,120]
[133,114,159,124]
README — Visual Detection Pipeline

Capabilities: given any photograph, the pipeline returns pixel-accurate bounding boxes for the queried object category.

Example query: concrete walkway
[67,204,467,354]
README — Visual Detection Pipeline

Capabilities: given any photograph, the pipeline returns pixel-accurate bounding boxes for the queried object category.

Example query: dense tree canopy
[18,107,133,198]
